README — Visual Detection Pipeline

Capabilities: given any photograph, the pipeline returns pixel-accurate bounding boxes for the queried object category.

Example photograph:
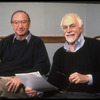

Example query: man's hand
[5,76,22,93]
[69,72,89,84]
[25,87,37,98]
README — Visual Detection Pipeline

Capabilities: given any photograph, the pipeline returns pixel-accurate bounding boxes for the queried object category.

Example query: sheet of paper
[15,71,57,92]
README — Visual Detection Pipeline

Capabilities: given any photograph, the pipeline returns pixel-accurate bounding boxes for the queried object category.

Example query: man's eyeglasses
[57,71,71,94]
[11,20,29,26]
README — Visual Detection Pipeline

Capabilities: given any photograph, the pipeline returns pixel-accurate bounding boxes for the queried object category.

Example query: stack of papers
[15,71,57,92]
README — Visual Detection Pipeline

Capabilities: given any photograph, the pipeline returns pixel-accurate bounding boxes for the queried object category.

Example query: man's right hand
[5,76,22,93]
[25,87,37,98]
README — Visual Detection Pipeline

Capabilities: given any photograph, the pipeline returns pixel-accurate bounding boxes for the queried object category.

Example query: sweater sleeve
[26,37,50,76]
[91,39,100,87]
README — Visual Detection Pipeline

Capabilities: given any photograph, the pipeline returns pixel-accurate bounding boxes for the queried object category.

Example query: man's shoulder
[1,34,14,42]
[56,46,64,51]
[84,36,100,43]
[54,46,65,55]
[31,34,43,42]
[84,36,100,48]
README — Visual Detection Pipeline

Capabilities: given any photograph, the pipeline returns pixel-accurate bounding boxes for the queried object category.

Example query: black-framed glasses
[57,71,71,94]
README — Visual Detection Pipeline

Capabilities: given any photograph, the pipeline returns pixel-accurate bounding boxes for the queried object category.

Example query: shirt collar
[64,34,85,52]
[13,32,31,44]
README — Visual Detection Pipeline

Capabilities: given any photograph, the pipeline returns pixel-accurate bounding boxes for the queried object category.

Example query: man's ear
[80,25,83,33]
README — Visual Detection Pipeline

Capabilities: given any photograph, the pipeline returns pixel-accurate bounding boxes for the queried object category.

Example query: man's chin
[67,39,76,44]
[16,32,25,36]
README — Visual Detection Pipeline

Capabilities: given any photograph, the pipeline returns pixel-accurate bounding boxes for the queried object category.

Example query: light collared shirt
[13,32,31,44]
[64,34,93,85]
[64,34,85,52]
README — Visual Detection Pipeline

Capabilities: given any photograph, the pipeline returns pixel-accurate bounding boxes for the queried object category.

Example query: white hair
[60,13,84,28]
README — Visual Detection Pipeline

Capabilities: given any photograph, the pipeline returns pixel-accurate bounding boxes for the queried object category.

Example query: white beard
[65,32,77,44]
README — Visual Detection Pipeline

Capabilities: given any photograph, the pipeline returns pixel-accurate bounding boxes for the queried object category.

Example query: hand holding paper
[15,71,57,92]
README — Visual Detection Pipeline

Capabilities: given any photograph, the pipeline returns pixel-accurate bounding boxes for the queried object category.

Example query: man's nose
[18,22,23,27]
[67,27,71,33]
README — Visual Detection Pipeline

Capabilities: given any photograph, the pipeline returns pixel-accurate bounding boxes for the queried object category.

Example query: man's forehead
[62,15,77,26]
[12,12,28,20]
[13,12,27,17]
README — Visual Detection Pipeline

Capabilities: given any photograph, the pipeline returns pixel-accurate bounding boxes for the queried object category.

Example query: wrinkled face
[11,12,30,36]
[61,15,83,44]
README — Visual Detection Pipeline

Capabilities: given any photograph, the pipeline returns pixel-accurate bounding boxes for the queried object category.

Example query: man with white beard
[42,13,100,99]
